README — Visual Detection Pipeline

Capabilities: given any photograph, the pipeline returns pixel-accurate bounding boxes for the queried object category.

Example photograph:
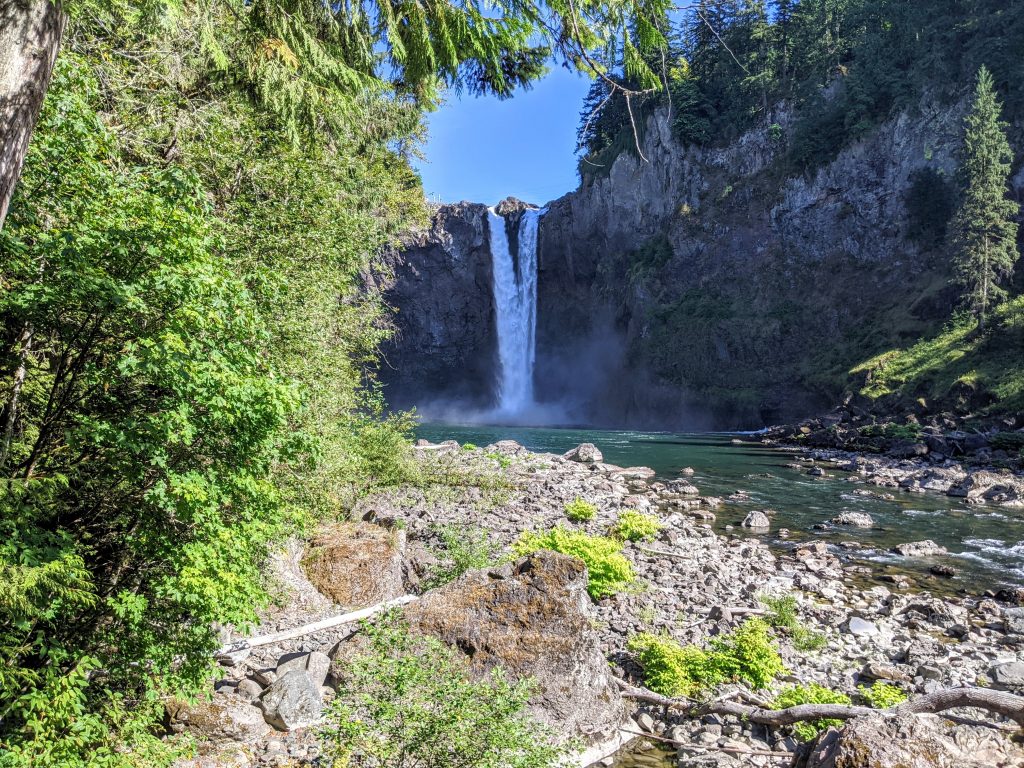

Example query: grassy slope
[851,295,1024,417]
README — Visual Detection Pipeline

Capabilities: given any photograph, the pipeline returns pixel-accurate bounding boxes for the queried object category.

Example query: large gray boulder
[166,694,272,746]
[796,714,1019,768]
[256,670,323,731]
[277,651,331,688]
[401,551,627,746]
[832,511,874,528]
[891,540,947,557]
[564,443,604,463]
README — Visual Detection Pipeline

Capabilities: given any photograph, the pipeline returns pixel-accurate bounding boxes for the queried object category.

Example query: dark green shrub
[904,167,956,248]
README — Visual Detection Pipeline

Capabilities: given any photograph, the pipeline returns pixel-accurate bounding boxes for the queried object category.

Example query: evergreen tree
[950,66,1020,330]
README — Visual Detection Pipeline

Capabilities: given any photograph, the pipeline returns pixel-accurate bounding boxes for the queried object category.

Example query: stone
[167,696,272,746]
[301,521,406,608]
[236,678,264,702]
[860,663,911,683]
[891,540,948,557]
[797,714,1009,768]
[741,510,771,530]
[929,564,956,578]
[847,617,879,637]
[256,670,323,731]
[988,661,1024,689]
[276,651,331,688]
[563,443,603,464]
[832,511,874,528]
[637,712,656,733]
[399,551,626,747]
[1004,607,1024,635]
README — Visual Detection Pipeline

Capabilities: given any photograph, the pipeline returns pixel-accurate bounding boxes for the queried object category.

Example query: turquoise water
[416,424,1024,591]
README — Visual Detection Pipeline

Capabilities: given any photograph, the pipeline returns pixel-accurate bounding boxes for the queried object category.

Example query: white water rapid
[487,206,542,416]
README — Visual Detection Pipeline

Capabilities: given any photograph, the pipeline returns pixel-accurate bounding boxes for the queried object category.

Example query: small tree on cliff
[949,65,1020,330]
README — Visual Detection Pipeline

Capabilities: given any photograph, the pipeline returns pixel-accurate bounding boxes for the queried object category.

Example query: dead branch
[215,594,418,656]
[617,678,1024,730]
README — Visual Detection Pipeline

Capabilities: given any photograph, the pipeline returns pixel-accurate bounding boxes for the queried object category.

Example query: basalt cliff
[379,98,1023,429]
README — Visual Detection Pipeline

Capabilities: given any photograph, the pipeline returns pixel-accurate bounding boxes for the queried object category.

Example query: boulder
[276,651,331,688]
[988,661,1024,690]
[400,551,627,746]
[564,443,603,463]
[166,695,272,746]
[741,510,771,530]
[301,522,406,608]
[832,511,874,528]
[796,714,1015,768]
[948,471,1024,506]
[1004,607,1024,635]
[891,540,947,557]
[256,670,323,731]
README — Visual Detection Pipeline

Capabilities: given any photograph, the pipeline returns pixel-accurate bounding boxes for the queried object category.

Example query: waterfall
[487,206,542,415]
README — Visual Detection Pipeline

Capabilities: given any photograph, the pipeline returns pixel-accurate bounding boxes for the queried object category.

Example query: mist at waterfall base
[400,203,713,429]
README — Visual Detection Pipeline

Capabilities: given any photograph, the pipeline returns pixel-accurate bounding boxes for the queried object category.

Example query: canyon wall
[380,98,1023,428]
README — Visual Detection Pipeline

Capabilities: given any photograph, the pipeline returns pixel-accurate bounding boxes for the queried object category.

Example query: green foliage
[611,510,662,542]
[857,682,908,709]
[860,423,924,441]
[565,496,598,522]
[580,1,1024,177]
[772,684,851,741]
[484,452,513,469]
[950,66,1020,328]
[323,613,566,768]
[513,527,635,599]
[423,525,496,590]
[462,443,478,451]
[628,618,785,697]
[759,594,827,651]
[0,56,304,763]
[853,297,1024,416]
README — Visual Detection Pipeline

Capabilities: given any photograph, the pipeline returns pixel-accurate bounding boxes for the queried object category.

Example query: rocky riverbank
[173,439,1024,768]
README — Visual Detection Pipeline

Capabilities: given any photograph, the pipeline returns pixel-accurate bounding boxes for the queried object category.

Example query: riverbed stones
[832,511,874,528]
[891,540,948,557]
[256,670,323,731]
[403,551,627,746]
[564,442,603,463]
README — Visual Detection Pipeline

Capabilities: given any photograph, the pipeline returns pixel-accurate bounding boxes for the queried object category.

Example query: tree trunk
[0,0,66,231]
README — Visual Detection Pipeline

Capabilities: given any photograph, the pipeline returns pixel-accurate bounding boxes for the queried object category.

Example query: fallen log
[618,679,1024,729]
[698,687,1024,728]
[216,594,418,657]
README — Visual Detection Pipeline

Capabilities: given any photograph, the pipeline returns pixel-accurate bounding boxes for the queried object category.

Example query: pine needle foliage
[949,66,1020,329]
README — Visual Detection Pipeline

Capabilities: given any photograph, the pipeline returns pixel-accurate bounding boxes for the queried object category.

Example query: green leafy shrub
[423,525,495,589]
[564,497,598,522]
[857,682,908,709]
[462,442,478,451]
[628,618,785,697]
[904,167,956,248]
[323,614,565,768]
[761,594,827,652]
[772,684,852,741]
[484,452,513,469]
[708,618,786,690]
[512,527,634,599]
[611,510,662,542]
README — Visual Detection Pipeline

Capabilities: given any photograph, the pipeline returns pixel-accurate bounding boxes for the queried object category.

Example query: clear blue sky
[414,67,592,207]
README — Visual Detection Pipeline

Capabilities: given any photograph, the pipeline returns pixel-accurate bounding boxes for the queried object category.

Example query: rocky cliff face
[375,202,497,413]
[382,97,1022,428]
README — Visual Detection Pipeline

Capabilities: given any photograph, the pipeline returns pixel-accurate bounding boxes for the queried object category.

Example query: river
[415,424,1024,592]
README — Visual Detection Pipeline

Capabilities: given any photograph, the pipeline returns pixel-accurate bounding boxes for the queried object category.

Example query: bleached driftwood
[216,594,418,658]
